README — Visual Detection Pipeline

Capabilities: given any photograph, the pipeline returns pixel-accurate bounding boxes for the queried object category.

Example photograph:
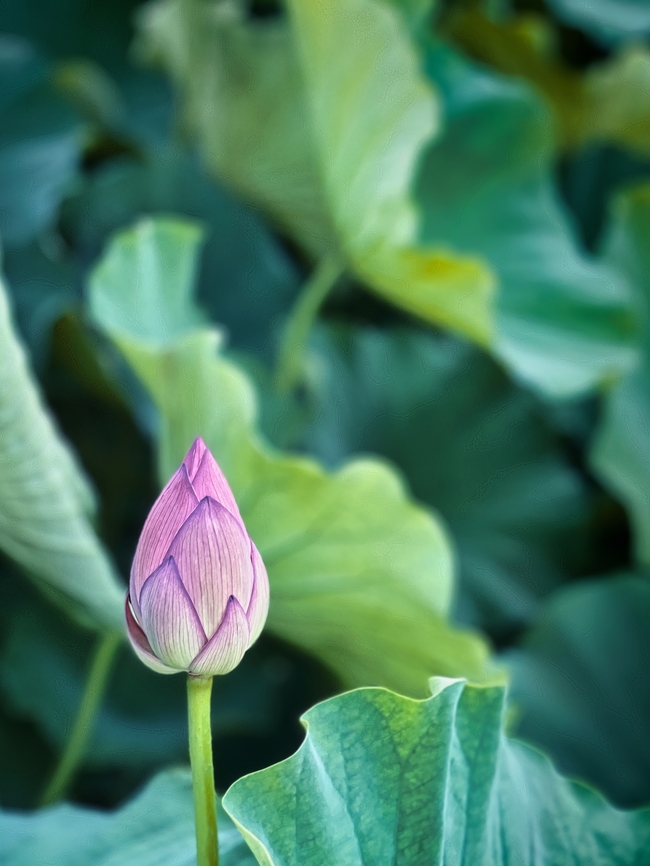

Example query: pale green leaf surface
[224,679,650,866]
[285,0,495,345]
[591,185,650,565]
[90,217,205,345]
[0,769,255,865]
[287,0,436,254]
[0,267,124,631]
[89,218,493,695]
[506,573,650,808]
[417,43,637,396]
[136,0,335,258]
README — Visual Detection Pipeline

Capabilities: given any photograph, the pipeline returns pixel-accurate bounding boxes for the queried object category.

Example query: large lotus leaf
[223,678,650,866]
[546,0,650,46]
[89,218,493,696]
[292,324,590,636]
[591,185,650,565]
[0,768,255,865]
[0,34,83,248]
[285,0,495,346]
[136,0,334,258]
[506,573,650,809]
[416,42,637,396]
[137,0,495,347]
[0,266,124,631]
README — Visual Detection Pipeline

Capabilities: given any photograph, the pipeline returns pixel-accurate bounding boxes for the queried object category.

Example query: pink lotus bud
[125,438,269,676]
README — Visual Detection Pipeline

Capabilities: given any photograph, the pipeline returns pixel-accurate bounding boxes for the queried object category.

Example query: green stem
[275,255,344,393]
[187,675,219,866]
[40,630,120,806]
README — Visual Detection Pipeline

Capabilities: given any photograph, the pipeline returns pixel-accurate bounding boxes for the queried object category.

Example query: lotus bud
[125,437,269,676]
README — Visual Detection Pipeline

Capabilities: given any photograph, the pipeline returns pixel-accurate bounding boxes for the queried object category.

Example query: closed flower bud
[125,438,269,676]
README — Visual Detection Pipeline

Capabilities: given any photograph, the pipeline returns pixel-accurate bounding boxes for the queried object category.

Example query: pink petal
[189,596,250,676]
[130,464,199,614]
[166,497,254,637]
[139,558,207,670]
[125,595,179,675]
[182,437,207,480]
[189,445,243,527]
[246,541,269,644]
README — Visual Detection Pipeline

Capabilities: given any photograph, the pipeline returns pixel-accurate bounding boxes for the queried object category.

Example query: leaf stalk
[275,254,344,393]
[40,629,120,805]
[187,674,219,866]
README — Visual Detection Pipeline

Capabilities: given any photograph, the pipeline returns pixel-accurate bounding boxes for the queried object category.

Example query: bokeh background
[1,0,650,827]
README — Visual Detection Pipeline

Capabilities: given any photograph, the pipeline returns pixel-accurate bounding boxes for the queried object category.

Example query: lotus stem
[187,674,219,866]
[40,629,120,805]
[275,254,344,393]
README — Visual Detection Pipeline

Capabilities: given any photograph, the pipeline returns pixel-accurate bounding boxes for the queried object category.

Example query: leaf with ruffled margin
[0,768,255,866]
[223,678,650,866]
[0,265,124,631]
[89,218,494,696]
[591,184,650,565]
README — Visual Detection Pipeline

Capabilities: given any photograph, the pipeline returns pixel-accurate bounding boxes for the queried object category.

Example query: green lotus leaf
[224,678,650,865]
[417,42,637,396]
[0,265,124,631]
[136,0,638,395]
[136,0,334,258]
[0,769,254,865]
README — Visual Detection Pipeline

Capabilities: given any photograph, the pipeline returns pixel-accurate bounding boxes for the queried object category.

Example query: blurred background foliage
[0,0,650,847]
